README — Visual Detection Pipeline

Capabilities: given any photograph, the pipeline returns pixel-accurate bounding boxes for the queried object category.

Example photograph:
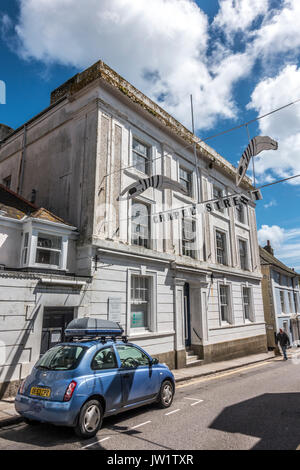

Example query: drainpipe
[17,124,27,195]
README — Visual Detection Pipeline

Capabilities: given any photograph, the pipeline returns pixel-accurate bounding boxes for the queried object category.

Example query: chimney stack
[264,240,274,256]
[0,124,14,142]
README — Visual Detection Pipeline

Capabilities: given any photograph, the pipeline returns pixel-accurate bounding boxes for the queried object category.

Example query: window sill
[128,330,175,341]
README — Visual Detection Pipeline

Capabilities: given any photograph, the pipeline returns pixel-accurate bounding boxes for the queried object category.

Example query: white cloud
[3,0,300,135]
[258,224,300,270]
[251,0,300,61]
[247,64,300,183]
[263,200,277,209]
[213,0,269,42]
[0,0,265,130]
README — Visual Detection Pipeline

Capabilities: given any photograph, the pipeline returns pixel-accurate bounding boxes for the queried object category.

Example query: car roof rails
[65,317,128,344]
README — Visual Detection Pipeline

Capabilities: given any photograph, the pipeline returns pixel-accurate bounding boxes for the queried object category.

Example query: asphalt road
[1,356,300,450]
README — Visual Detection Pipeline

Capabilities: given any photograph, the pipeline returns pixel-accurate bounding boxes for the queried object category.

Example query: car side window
[91,347,118,370]
[116,345,150,368]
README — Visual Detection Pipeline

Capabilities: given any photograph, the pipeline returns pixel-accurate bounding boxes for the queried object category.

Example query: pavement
[1,347,297,430]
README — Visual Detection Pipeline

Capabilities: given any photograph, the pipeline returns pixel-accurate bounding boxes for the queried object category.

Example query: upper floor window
[132,138,150,175]
[280,291,286,313]
[239,239,248,270]
[35,233,62,267]
[182,217,196,258]
[131,201,151,249]
[274,271,281,284]
[179,167,192,197]
[236,204,245,224]
[213,185,224,213]
[216,230,227,265]
[288,291,293,312]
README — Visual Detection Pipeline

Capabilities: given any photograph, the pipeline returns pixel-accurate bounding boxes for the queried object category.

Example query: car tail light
[63,381,77,402]
[19,379,26,395]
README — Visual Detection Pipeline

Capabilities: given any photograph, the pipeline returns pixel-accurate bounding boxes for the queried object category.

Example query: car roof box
[65,317,124,338]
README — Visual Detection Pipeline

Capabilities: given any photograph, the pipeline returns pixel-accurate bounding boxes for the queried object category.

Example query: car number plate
[30,387,51,398]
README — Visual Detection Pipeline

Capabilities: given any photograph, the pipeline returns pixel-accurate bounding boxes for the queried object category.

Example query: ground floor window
[219,285,231,323]
[242,286,252,321]
[130,275,150,329]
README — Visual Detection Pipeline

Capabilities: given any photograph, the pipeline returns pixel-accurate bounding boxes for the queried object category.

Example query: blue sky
[1,0,300,268]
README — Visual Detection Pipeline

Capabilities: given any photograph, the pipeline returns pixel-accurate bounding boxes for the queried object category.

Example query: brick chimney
[264,240,274,256]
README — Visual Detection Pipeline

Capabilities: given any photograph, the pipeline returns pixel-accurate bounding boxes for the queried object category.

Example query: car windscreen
[35,345,86,371]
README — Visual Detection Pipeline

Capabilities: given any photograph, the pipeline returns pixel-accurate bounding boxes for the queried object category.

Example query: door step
[185,349,203,367]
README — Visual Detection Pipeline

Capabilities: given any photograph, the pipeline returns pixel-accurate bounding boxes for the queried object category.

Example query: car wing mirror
[150,358,159,366]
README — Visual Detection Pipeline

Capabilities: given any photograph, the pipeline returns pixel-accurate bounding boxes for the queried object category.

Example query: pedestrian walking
[276,329,290,360]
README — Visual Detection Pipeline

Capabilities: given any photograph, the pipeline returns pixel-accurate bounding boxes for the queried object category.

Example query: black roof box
[65,317,124,338]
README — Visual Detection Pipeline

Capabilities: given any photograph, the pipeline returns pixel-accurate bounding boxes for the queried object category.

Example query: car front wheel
[157,380,174,408]
[75,400,103,439]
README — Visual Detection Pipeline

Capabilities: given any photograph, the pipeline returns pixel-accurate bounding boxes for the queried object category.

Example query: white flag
[118,175,188,200]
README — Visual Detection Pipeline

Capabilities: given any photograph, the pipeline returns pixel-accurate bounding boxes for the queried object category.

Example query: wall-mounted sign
[108,297,122,323]
[236,136,278,187]
[118,175,188,201]
[153,189,262,223]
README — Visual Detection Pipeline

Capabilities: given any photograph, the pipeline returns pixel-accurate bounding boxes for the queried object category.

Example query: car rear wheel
[75,400,103,439]
[157,380,174,408]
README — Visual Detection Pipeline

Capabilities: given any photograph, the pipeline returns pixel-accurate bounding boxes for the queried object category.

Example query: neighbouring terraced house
[0,60,267,397]
[260,241,300,350]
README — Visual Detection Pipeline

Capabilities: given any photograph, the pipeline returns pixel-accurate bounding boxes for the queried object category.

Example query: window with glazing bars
[280,291,285,313]
[132,138,150,175]
[131,201,151,248]
[216,231,227,265]
[239,239,248,270]
[35,234,62,266]
[236,204,244,223]
[213,185,224,212]
[220,285,230,322]
[179,167,192,196]
[242,287,251,321]
[182,217,196,258]
[131,276,150,328]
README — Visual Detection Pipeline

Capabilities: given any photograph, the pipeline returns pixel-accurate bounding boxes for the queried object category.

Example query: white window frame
[29,229,68,271]
[131,199,152,249]
[242,285,254,322]
[215,229,227,266]
[131,136,152,176]
[213,184,225,214]
[181,216,197,259]
[179,166,193,198]
[279,290,286,314]
[218,283,233,325]
[127,269,157,336]
[238,238,249,271]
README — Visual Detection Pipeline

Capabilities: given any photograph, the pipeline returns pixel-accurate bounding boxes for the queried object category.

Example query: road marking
[130,420,152,430]
[82,436,111,450]
[184,397,203,406]
[177,361,273,389]
[165,409,180,415]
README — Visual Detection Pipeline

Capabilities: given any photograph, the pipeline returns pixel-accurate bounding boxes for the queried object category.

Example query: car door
[116,344,159,407]
[91,346,123,414]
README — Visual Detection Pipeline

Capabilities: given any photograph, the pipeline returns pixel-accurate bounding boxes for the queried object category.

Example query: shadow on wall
[0,305,41,399]
[209,392,300,450]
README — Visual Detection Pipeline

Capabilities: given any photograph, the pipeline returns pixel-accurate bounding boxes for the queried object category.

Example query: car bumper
[15,394,84,427]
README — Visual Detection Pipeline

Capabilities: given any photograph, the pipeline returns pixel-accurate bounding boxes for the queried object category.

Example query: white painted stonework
[0,63,267,389]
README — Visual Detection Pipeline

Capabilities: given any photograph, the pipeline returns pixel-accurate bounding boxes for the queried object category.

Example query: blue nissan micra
[15,318,175,438]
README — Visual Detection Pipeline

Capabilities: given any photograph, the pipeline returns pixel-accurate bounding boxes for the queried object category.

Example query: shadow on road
[209,392,300,450]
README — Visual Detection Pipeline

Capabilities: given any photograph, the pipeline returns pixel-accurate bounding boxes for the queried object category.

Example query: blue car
[15,319,175,439]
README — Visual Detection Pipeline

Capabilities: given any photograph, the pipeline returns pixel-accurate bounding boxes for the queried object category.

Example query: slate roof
[259,245,300,277]
[0,184,72,226]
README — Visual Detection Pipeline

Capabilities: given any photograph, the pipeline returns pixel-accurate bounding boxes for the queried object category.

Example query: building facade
[260,241,300,349]
[0,61,267,396]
